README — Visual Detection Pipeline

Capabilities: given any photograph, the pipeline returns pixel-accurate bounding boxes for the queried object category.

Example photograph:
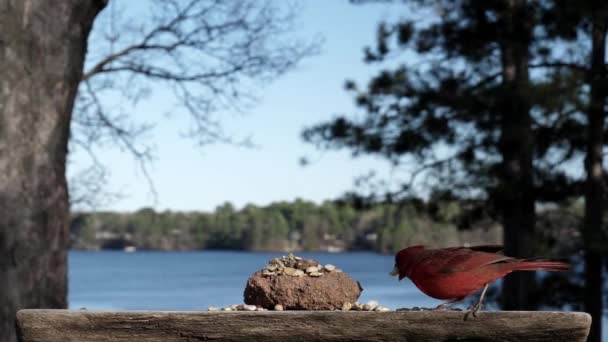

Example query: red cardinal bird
[390,245,570,319]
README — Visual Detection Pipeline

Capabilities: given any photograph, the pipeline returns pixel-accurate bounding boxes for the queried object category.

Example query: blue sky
[69,0,407,212]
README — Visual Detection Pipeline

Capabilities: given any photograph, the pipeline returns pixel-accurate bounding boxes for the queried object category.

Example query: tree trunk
[583,4,607,341]
[498,0,537,310]
[0,1,106,342]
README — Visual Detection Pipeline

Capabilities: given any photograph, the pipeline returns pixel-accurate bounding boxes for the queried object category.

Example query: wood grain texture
[16,309,591,342]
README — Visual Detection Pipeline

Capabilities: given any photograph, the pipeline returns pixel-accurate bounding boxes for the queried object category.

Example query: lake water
[68,250,438,310]
[68,250,606,340]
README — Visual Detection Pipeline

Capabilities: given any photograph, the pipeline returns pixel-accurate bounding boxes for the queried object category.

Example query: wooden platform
[16,309,591,342]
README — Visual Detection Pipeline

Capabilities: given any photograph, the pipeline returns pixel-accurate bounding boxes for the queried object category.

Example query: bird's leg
[463,284,489,321]
[433,297,464,311]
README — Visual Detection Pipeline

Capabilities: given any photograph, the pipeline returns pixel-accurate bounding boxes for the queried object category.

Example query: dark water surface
[68,250,436,310]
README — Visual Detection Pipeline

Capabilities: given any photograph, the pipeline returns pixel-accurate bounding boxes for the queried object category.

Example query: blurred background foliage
[70,197,587,256]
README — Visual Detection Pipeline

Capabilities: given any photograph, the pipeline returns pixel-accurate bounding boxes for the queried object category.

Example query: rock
[324,264,336,271]
[244,266,363,310]
[207,307,219,312]
[242,304,257,311]
[341,302,352,311]
[274,304,284,311]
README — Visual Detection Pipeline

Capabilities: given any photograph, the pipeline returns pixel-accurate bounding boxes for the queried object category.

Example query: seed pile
[208,253,393,312]
[396,307,462,311]
[208,304,266,311]
[262,253,342,278]
[208,300,392,312]
[341,300,391,312]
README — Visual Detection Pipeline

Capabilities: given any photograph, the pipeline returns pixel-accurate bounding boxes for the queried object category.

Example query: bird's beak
[389,265,399,277]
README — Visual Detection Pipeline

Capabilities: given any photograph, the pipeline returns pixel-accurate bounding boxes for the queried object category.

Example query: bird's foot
[463,302,482,321]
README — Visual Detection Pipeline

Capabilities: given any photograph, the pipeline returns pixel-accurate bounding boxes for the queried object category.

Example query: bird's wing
[419,247,513,274]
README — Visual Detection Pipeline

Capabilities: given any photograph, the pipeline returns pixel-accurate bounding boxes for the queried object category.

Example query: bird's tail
[513,259,571,272]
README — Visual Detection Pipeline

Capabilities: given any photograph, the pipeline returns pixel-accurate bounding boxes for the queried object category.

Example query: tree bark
[497,0,537,310]
[0,1,106,342]
[583,4,607,341]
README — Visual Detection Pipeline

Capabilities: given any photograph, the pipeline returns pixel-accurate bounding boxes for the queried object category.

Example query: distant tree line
[70,198,583,254]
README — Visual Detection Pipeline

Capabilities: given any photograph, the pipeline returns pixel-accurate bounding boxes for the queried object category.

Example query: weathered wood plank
[16,309,591,342]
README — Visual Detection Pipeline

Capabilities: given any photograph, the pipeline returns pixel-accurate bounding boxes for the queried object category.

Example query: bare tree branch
[70,0,320,206]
